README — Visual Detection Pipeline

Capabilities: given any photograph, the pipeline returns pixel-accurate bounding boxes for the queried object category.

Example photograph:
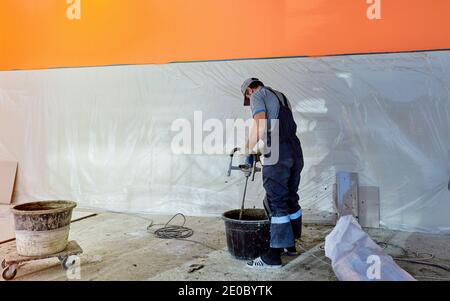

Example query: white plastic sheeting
[0,51,449,233]
[325,215,416,281]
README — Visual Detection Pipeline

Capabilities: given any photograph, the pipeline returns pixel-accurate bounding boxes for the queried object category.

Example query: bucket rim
[11,200,77,216]
[222,209,270,224]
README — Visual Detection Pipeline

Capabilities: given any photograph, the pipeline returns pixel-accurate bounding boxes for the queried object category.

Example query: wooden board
[0,205,14,244]
[358,186,380,228]
[0,161,17,204]
[335,172,359,218]
[4,241,82,265]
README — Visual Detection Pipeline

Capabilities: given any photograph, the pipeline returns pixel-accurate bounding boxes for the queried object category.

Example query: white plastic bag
[325,215,416,281]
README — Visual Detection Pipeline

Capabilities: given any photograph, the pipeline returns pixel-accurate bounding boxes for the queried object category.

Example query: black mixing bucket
[222,209,270,260]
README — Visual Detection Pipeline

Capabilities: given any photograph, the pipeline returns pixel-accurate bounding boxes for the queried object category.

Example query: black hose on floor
[147,213,218,251]
[378,241,450,272]
[147,213,194,239]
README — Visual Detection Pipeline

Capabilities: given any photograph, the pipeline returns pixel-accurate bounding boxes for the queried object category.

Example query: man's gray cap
[241,77,260,106]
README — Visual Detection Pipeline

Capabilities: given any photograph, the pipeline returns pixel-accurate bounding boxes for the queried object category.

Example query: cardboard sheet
[0,161,17,204]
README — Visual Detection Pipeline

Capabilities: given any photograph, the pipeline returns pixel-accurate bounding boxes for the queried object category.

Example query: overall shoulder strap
[280,92,292,110]
[266,87,290,108]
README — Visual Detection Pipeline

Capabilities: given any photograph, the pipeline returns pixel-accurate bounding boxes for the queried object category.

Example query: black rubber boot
[246,248,283,269]
[261,248,282,265]
[283,246,299,256]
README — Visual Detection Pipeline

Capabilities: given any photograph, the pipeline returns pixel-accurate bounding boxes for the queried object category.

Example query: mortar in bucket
[11,200,77,256]
[222,208,270,260]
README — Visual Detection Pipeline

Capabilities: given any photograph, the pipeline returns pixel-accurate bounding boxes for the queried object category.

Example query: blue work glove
[245,155,254,167]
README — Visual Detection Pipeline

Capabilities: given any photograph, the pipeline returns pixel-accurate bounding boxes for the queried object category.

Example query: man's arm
[245,112,267,153]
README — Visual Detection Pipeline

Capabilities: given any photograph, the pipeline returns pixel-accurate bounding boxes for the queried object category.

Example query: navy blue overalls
[262,88,304,248]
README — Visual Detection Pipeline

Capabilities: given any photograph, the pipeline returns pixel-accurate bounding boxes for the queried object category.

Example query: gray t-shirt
[250,86,287,124]
[249,87,293,163]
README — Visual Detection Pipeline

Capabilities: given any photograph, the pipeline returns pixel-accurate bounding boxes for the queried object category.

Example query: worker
[240,78,304,269]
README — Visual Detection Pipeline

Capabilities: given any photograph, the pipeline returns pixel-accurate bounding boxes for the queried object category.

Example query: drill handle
[227,147,241,176]
[251,155,262,181]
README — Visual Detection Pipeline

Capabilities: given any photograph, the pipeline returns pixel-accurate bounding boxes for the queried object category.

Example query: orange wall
[0,0,449,70]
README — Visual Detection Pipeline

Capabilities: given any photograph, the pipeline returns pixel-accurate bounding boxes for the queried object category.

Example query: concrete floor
[1,210,449,281]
